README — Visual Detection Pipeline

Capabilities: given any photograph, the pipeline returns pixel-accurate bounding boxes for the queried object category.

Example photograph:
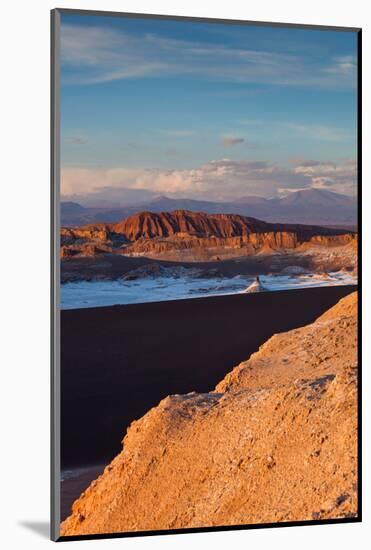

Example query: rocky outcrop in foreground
[61,292,358,536]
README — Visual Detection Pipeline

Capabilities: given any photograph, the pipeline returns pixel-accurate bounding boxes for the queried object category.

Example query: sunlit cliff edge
[61,292,358,536]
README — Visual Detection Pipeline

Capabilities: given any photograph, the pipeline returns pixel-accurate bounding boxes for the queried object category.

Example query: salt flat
[61,270,357,309]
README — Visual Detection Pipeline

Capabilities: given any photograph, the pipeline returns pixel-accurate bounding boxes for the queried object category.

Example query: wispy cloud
[289,158,336,168]
[236,119,353,143]
[61,24,356,90]
[61,157,356,205]
[222,136,245,147]
[322,55,356,75]
[234,117,355,147]
[286,123,352,142]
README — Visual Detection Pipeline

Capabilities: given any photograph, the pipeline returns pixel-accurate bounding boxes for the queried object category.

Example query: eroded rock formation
[60,210,356,260]
[61,292,358,536]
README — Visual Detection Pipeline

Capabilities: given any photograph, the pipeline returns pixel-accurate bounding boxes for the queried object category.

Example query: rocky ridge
[61,210,356,261]
[61,292,358,536]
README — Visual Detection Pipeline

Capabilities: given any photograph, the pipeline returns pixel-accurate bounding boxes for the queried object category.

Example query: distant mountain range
[61,189,357,228]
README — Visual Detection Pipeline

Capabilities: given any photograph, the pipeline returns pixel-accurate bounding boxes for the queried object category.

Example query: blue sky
[60,13,358,205]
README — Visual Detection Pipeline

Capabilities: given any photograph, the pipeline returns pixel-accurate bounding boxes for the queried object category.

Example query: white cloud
[61,157,357,205]
[291,158,357,196]
[61,24,356,90]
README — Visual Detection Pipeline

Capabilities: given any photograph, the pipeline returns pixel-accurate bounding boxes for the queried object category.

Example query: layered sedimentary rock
[61,225,112,244]
[307,234,356,247]
[123,231,300,256]
[112,210,274,240]
[60,210,356,260]
[60,243,112,258]
[61,292,358,536]
[123,232,356,257]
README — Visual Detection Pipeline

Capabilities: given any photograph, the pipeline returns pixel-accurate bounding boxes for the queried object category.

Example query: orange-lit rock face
[60,210,356,259]
[112,210,272,240]
[111,210,351,241]
[61,225,112,243]
[308,234,356,247]
[61,292,358,536]
[122,231,299,256]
